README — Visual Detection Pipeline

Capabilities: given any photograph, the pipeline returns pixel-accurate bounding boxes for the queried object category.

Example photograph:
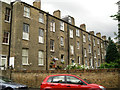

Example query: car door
[64,76,90,90]
[46,75,66,90]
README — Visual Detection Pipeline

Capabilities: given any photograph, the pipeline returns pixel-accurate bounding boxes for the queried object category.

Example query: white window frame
[60,21,64,31]
[77,41,79,49]
[68,16,72,24]
[38,51,44,66]
[102,54,104,59]
[98,48,100,55]
[22,49,29,65]
[88,44,91,53]
[5,7,11,22]
[24,6,30,18]
[101,43,103,48]
[50,40,54,51]
[83,34,86,42]
[23,23,29,40]
[97,39,99,44]
[70,45,74,55]
[0,55,7,70]
[88,34,91,41]
[89,58,93,67]
[78,56,80,65]
[61,54,64,62]
[98,59,100,67]
[84,48,87,57]
[70,29,73,38]
[39,28,44,43]
[85,60,87,67]
[76,29,80,37]
[93,39,95,46]
[94,51,96,58]
[50,21,55,32]
[39,13,44,23]
[2,31,9,45]
[60,36,64,46]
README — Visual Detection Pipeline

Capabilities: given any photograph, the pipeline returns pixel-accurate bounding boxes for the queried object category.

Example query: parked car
[40,74,105,90]
[0,76,28,90]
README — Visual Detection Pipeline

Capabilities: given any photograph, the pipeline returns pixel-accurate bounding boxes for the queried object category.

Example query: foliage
[105,37,120,63]
[111,13,120,21]
[100,59,120,68]
[65,63,89,70]
[111,12,120,44]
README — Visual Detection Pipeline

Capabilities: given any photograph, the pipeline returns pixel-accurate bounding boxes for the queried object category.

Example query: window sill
[50,50,55,52]
[2,43,9,46]
[39,42,44,44]
[22,38,29,41]
[39,21,45,24]
[76,36,80,37]
[38,64,44,66]
[61,45,64,47]
[23,15,31,19]
[4,20,10,23]
[60,29,64,32]
[22,64,29,66]
[70,37,73,39]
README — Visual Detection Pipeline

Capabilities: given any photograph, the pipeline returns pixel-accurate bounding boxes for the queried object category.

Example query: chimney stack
[96,32,101,38]
[102,36,106,40]
[33,0,41,9]
[89,31,94,35]
[80,24,86,31]
[53,10,61,18]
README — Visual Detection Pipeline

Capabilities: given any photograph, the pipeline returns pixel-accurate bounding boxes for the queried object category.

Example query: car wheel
[4,87,13,90]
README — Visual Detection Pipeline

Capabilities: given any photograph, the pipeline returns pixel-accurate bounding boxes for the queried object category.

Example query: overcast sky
[5,0,119,39]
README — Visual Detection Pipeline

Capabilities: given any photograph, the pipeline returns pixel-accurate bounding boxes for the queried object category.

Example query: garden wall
[1,68,120,89]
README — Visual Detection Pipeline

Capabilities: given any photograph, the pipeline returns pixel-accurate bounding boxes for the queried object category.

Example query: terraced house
[0,0,107,70]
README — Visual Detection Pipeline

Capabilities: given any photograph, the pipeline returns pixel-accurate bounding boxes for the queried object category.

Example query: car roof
[47,74,77,77]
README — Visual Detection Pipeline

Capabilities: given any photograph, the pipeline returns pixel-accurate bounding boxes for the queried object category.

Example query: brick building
[0,0,107,70]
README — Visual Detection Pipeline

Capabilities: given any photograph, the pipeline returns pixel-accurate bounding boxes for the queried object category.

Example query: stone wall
[2,68,120,88]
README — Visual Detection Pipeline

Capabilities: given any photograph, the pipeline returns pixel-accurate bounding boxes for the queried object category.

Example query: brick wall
[2,68,120,88]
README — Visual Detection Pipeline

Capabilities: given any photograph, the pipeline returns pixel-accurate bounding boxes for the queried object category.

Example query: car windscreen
[0,77,12,82]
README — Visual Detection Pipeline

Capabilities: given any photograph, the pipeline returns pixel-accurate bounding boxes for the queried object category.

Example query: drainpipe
[91,36,94,68]
[81,31,84,65]
[67,24,70,65]
[8,2,13,69]
[46,13,49,70]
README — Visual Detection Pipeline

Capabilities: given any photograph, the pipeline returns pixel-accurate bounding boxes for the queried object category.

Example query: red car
[40,74,105,90]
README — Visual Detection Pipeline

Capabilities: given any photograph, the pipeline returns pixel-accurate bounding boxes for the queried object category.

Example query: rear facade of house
[0,0,107,70]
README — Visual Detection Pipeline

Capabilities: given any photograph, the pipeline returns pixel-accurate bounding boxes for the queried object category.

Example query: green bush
[65,63,89,70]
[100,59,120,68]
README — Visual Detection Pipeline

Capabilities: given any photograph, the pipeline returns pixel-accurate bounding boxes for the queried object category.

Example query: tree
[105,37,120,63]
[111,13,120,44]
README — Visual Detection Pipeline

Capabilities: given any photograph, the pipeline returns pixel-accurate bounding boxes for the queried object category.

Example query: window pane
[22,49,28,65]
[66,76,81,84]
[52,76,65,83]
[23,24,29,40]
[5,8,11,21]
[2,32,9,44]
[38,51,44,65]
[50,40,54,51]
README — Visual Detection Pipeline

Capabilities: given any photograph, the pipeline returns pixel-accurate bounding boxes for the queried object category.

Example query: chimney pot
[33,0,41,9]
[53,10,61,18]
[96,32,101,38]
[102,36,106,40]
[80,24,86,31]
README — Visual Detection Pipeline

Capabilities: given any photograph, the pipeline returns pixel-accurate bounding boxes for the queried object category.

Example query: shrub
[65,63,89,70]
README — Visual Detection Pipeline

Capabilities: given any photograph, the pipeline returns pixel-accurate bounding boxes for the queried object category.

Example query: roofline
[11,1,106,41]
